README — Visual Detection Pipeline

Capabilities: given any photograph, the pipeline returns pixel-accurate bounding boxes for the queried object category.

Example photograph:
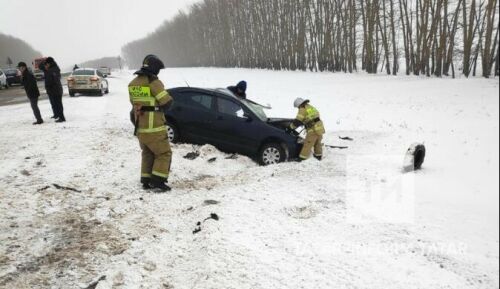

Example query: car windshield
[241,99,268,121]
[73,70,95,76]
[215,88,268,121]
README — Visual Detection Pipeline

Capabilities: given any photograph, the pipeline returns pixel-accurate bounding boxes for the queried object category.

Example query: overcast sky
[0,0,199,67]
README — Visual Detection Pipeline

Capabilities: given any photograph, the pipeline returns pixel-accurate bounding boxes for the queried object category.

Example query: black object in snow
[184,152,200,160]
[403,143,426,172]
[339,136,354,141]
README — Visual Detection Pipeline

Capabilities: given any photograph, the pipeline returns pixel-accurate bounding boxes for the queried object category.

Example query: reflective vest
[128,75,172,134]
[295,104,325,134]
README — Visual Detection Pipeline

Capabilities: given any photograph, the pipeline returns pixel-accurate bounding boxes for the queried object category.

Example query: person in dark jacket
[18,62,43,125]
[41,57,66,122]
[227,81,247,99]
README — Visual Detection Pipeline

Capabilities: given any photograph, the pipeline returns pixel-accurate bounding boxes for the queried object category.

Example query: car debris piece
[325,145,349,149]
[52,183,82,193]
[37,186,51,192]
[184,152,200,160]
[339,136,354,141]
[203,200,220,206]
[84,275,106,289]
[204,213,219,222]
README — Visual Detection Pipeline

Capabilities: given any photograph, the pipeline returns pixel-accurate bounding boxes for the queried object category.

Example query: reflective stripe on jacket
[129,75,172,134]
[293,104,325,134]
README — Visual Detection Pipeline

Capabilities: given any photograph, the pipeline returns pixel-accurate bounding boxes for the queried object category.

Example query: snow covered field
[0,68,498,289]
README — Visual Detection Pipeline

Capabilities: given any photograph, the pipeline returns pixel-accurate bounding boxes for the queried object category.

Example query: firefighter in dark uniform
[129,55,173,192]
[288,98,325,161]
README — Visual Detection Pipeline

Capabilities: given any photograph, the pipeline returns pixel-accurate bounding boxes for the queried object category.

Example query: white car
[0,70,8,89]
[67,68,109,97]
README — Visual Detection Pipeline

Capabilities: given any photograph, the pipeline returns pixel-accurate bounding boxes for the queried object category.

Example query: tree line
[0,33,42,69]
[122,0,499,78]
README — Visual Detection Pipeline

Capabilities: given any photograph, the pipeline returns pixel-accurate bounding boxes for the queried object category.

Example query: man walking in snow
[129,55,174,192]
[18,62,43,125]
[288,98,325,161]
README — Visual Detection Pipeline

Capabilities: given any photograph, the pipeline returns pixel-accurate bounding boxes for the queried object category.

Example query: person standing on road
[288,98,325,161]
[227,81,247,99]
[18,62,43,125]
[41,57,66,122]
[129,55,174,192]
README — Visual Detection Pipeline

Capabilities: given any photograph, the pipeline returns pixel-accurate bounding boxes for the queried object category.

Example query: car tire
[69,90,75,97]
[97,87,104,96]
[403,143,426,172]
[105,86,109,94]
[167,122,180,143]
[259,143,286,166]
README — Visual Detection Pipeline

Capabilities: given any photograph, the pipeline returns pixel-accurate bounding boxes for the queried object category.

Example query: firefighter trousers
[138,131,172,181]
[300,131,323,160]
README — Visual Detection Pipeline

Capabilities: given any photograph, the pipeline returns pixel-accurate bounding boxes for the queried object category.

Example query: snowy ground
[0,68,498,289]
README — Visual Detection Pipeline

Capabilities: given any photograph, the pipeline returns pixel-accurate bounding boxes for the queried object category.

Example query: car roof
[169,87,238,99]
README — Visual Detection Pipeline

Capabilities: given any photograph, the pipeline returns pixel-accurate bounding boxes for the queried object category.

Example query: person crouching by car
[18,62,43,125]
[227,81,247,99]
[41,57,66,122]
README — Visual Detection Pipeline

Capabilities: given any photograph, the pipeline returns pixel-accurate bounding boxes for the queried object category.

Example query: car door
[212,96,262,154]
[170,91,217,144]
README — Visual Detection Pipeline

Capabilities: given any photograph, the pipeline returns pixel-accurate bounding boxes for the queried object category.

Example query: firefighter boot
[141,177,153,190]
[150,176,171,193]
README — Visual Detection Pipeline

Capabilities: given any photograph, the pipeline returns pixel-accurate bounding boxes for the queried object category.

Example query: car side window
[217,98,245,118]
[96,71,103,77]
[178,93,213,111]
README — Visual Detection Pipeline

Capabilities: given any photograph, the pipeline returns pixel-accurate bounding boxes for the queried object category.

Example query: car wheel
[69,90,75,97]
[97,87,104,96]
[403,143,426,172]
[259,143,286,165]
[167,123,180,143]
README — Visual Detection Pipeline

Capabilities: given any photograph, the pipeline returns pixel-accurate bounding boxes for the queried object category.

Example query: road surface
[0,82,65,107]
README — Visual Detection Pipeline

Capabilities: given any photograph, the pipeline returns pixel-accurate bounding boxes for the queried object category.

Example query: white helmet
[294,98,308,108]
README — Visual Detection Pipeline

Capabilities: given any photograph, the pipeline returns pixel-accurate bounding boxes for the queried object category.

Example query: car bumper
[6,78,21,85]
[68,84,100,91]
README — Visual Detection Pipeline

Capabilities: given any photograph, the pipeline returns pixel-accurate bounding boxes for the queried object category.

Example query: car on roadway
[98,66,111,76]
[0,69,8,89]
[67,68,109,97]
[164,87,304,165]
[3,68,22,86]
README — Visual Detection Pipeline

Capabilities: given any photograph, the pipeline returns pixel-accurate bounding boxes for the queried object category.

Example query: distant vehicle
[164,87,304,165]
[33,57,47,80]
[3,68,22,86]
[0,69,8,89]
[98,66,111,76]
[67,68,109,97]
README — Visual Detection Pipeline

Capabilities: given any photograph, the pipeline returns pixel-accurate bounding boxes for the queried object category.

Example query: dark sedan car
[164,87,304,165]
[3,68,22,86]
